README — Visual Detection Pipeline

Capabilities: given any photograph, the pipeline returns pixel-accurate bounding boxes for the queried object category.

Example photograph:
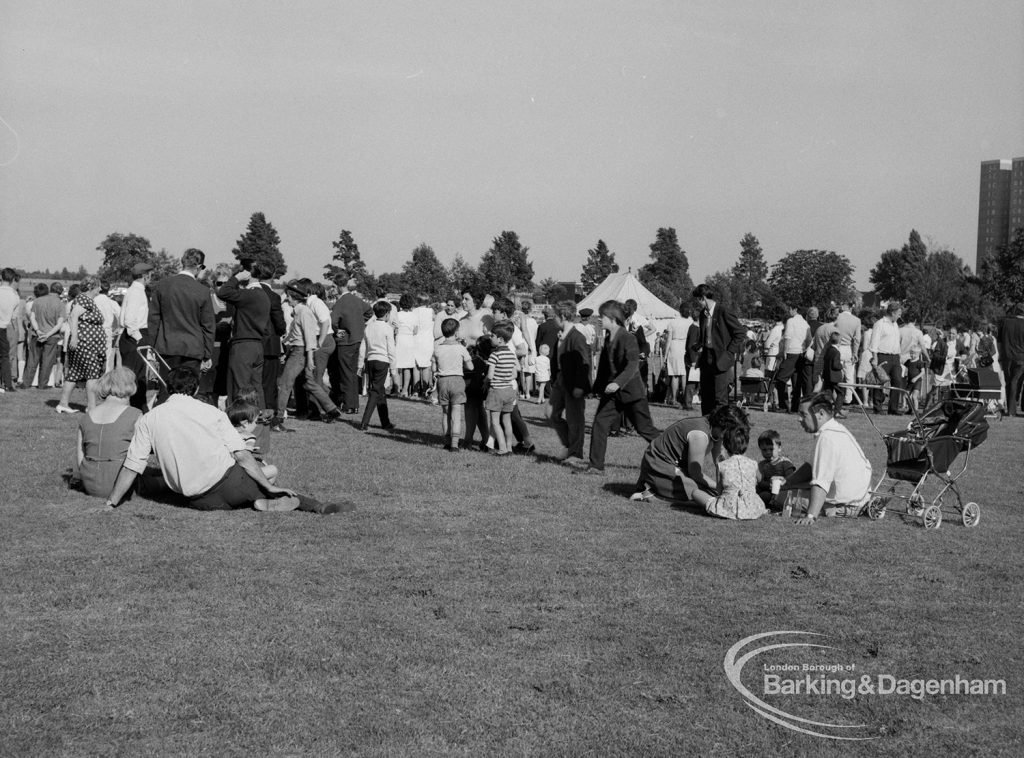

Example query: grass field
[1,388,1022,756]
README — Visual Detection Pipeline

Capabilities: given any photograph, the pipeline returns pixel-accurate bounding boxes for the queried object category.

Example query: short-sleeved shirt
[486,345,519,388]
[434,341,472,376]
[30,293,65,334]
[123,394,246,497]
[810,418,872,505]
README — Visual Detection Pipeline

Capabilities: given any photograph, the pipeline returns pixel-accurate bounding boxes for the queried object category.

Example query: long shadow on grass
[348,421,447,449]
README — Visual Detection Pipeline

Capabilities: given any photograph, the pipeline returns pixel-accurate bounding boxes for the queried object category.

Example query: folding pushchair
[738,372,774,412]
[136,346,170,408]
[843,384,988,529]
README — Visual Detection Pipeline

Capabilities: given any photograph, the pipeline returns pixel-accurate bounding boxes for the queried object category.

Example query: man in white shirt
[763,317,784,372]
[92,279,122,372]
[104,365,350,513]
[119,262,153,409]
[774,305,811,412]
[0,268,22,392]
[868,303,904,415]
[776,392,873,525]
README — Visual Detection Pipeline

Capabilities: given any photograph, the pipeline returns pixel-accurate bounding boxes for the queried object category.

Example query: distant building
[977,157,1024,271]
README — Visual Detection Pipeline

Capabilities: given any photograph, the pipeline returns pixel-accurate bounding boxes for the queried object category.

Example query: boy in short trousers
[432,317,473,451]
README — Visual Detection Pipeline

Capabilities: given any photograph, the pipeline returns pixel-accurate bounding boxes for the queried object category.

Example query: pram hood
[884,399,988,476]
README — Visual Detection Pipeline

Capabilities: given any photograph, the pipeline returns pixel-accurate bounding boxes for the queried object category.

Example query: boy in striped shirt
[485,321,519,455]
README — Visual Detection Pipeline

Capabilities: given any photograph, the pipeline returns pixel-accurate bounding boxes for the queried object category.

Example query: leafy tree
[731,232,769,317]
[401,244,451,301]
[947,277,1000,330]
[537,277,569,304]
[580,239,618,294]
[324,229,372,290]
[232,212,286,277]
[479,230,534,295]
[903,247,967,325]
[638,227,693,305]
[149,248,181,283]
[869,229,927,301]
[375,271,406,295]
[768,250,856,310]
[981,227,1024,310]
[96,232,154,283]
[449,254,488,300]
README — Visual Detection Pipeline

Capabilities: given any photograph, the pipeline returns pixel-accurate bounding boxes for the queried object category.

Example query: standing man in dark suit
[998,303,1024,417]
[546,302,591,465]
[255,266,286,412]
[576,300,659,475]
[330,277,373,413]
[692,283,746,417]
[148,248,216,394]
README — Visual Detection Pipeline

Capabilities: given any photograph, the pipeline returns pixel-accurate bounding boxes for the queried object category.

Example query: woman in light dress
[662,301,696,408]
[413,295,436,398]
[392,294,419,397]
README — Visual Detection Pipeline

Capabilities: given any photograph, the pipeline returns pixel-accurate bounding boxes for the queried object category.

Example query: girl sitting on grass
[676,422,766,520]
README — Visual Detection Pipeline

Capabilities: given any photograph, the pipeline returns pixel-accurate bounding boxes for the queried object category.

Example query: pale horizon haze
[2,1,1022,288]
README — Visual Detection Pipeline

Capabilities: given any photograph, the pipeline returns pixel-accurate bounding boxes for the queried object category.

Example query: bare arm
[233,450,296,497]
[106,466,140,507]
[796,485,828,526]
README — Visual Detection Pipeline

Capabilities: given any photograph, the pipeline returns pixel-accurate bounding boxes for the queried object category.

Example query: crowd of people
[1,257,1021,520]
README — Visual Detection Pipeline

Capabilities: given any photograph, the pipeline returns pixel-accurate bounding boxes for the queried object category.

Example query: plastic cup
[770,476,784,495]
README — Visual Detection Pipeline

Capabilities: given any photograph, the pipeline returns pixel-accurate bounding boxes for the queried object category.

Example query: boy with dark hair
[433,317,473,450]
[485,321,519,455]
[755,429,796,507]
[821,331,846,418]
[463,336,492,451]
[359,299,396,431]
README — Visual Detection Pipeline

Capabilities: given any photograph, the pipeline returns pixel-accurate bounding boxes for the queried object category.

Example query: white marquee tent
[575,270,680,329]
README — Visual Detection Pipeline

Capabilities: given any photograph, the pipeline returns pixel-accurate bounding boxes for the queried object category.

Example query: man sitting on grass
[102,366,352,514]
[775,392,872,525]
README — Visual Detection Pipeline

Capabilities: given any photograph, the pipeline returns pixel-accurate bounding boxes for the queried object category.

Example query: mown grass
[1,389,1022,756]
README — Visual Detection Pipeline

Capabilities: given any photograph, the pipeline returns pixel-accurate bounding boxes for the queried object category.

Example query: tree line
[48,210,1024,326]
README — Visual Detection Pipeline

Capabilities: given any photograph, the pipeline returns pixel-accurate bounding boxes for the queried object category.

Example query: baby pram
[738,371,774,412]
[846,387,988,529]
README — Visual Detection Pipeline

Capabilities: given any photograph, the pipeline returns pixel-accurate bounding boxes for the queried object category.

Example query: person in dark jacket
[692,283,747,416]
[217,268,271,406]
[546,302,592,464]
[574,300,659,475]
[255,264,286,411]
[147,248,216,398]
[330,278,373,413]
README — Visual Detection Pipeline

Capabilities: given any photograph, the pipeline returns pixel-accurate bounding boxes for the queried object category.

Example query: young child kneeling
[676,423,766,520]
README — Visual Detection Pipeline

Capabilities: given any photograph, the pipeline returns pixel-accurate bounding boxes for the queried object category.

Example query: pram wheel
[867,496,887,520]
[922,505,942,530]
[961,502,981,528]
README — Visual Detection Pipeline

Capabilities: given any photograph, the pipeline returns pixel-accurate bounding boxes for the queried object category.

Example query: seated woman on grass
[73,367,143,498]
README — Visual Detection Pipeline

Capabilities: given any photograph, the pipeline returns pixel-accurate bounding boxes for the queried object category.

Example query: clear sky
[1,1,1022,286]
